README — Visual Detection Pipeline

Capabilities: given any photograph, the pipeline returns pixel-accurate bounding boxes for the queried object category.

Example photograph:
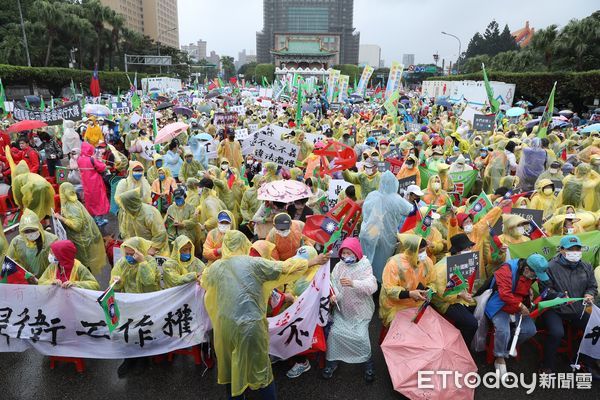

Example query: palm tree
[32,0,66,66]
[555,17,600,71]
[529,25,557,70]
[82,0,110,66]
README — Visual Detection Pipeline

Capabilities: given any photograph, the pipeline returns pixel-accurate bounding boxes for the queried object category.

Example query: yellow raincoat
[558,163,600,212]
[203,210,236,263]
[58,182,108,279]
[240,176,261,223]
[0,229,8,259]
[201,231,309,397]
[185,178,201,208]
[196,188,227,237]
[118,189,169,256]
[11,160,55,220]
[529,179,558,219]
[6,209,58,277]
[39,260,100,290]
[217,138,243,170]
[146,154,163,184]
[114,161,152,206]
[498,214,530,246]
[423,175,451,207]
[84,121,103,147]
[162,235,205,289]
[266,220,313,261]
[342,169,381,200]
[165,198,199,247]
[379,234,436,327]
[111,237,161,293]
[180,150,204,182]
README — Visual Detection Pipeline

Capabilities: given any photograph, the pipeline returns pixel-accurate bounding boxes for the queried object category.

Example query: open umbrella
[506,107,525,117]
[382,307,477,400]
[83,103,111,117]
[257,180,312,203]
[205,90,221,99]
[173,106,193,117]
[559,110,574,118]
[581,123,600,133]
[154,122,189,144]
[156,102,175,111]
[194,132,213,142]
[7,120,48,133]
[515,100,532,107]
[531,105,558,115]
[593,108,600,114]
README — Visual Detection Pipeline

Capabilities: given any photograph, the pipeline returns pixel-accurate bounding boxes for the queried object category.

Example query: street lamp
[441,31,462,74]
[157,27,177,74]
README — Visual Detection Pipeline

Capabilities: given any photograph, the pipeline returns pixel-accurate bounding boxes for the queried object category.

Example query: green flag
[131,91,141,111]
[70,79,77,100]
[97,285,120,333]
[414,204,434,238]
[537,81,557,139]
[465,191,493,223]
[0,78,6,116]
[417,167,478,198]
[25,98,31,110]
[218,77,225,88]
[383,90,400,117]
[444,267,467,297]
[509,231,600,267]
[482,63,500,114]
[152,112,159,139]
[323,217,345,254]
[295,84,305,125]
[538,297,584,311]
[39,96,45,111]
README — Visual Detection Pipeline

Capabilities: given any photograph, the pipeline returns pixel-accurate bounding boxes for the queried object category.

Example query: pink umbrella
[381,307,477,400]
[154,122,189,144]
[257,179,312,203]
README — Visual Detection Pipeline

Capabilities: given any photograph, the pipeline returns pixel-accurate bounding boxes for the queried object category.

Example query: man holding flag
[538,235,598,372]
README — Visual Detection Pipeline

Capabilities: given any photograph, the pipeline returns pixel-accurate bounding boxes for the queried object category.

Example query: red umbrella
[7,120,48,133]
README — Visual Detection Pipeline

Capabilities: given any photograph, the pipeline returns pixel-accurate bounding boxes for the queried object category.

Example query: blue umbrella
[506,107,525,117]
[581,123,600,133]
[194,133,213,142]
[515,100,532,107]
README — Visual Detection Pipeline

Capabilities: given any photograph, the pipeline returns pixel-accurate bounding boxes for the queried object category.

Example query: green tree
[238,62,257,82]
[529,25,558,69]
[254,63,275,84]
[220,56,235,80]
[31,0,67,67]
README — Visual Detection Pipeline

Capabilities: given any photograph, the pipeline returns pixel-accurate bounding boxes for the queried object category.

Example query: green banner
[418,166,478,198]
[508,231,600,267]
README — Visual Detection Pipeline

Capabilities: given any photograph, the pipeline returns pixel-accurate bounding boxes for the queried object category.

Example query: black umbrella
[531,106,558,115]
[24,95,40,105]
[156,102,175,110]
[206,90,220,99]
[594,108,600,114]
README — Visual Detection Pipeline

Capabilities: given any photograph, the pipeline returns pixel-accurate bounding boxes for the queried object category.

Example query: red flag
[303,215,340,245]
[400,206,422,233]
[90,64,101,97]
[467,269,476,294]
[528,223,545,240]
[226,171,235,189]
[560,148,567,161]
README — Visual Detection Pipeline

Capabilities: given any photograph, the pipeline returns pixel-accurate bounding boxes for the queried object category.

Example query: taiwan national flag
[0,256,32,284]
[303,215,340,245]
[444,267,467,297]
[400,204,421,233]
[97,284,120,333]
[90,64,101,97]
[466,192,493,223]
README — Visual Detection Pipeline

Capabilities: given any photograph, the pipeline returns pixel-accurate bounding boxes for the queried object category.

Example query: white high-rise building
[402,53,415,67]
[358,44,381,67]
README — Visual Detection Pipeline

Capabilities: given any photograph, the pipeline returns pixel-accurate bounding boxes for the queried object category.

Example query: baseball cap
[559,235,583,249]
[217,211,232,224]
[406,185,424,196]
[173,188,186,200]
[273,213,291,231]
[526,254,550,282]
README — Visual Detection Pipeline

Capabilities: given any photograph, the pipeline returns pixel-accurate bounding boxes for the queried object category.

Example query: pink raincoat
[77,142,109,216]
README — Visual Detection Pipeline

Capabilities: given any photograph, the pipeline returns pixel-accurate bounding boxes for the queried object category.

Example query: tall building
[207,51,220,66]
[257,0,359,64]
[100,0,179,48]
[359,44,381,67]
[181,39,207,62]
[402,54,415,67]
[236,49,257,69]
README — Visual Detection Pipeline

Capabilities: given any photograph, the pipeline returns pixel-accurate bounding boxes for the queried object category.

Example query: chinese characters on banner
[12,101,82,125]
[0,283,210,358]
[578,304,600,359]
[356,65,374,96]
[327,179,353,211]
[213,112,238,127]
[385,62,405,99]
[446,251,480,283]
[252,132,300,169]
[267,262,331,359]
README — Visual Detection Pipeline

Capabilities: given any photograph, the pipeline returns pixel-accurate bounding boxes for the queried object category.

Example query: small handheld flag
[444,267,467,297]
[412,288,434,324]
[97,282,120,333]
[0,256,33,284]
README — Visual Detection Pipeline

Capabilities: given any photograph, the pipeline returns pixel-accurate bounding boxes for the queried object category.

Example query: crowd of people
[1,84,599,399]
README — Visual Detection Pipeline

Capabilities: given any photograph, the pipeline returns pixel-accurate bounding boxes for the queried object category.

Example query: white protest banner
[258,88,273,98]
[259,99,273,108]
[248,123,259,133]
[129,112,142,125]
[230,105,246,115]
[252,132,299,169]
[0,283,210,358]
[268,262,330,359]
[51,209,67,241]
[327,69,341,104]
[254,124,292,141]
[321,124,331,132]
[459,105,478,123]
[204,139,218,160]
[337,75,349,103]
[234,128,251,140]
[577,303,600,359]
[305,132,326,145]
[327,180,352,210]
[214,112,238,127]
[356,65,374,96]
[110,101,130,115]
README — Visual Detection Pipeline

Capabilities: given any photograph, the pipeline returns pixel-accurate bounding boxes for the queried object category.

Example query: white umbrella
[83,103,111,117]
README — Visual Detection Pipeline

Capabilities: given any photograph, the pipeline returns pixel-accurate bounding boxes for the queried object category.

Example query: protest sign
[268,262,330,359]
[252,132,299,169]
[51,209,67,241]
[234,128,251,140]
[229,105,246,114]
[418,167,477,198]
[509,231,600,267]
[213,112,238,127]
[329,103,341,111]
[305,132,326,145]
[110,101,130,115]
[473,114,495,132]
[254,124,292,141]
[0,283,210,358]
[13,101,82,125]
[385,62,404,99]
[356,65,374,96]
[578,304,600,360]
[321,124,331,132]
[55,166,68,185]
[405,122,421,133]
[397,176,418,195]
[248,123,259,133]
[327,180,353,210]
[446,251,480,283]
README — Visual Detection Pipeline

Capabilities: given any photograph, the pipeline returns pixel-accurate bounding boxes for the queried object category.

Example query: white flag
[578,303,600,359]
[268,262,330,359]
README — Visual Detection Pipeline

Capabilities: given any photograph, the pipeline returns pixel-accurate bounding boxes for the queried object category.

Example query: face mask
[418,251,428,262]
[406,163,414,169]
[186,158,193,164]
[125,255,137,265]
[463,224,473,234]
[132,172,143,181]
[25,231,40,242]
[48,254,58,264]
[480,152,488,158]
[180,253,192,262]
[516,226,526,235]
[158,174,165,181]
[566,227,575,235]
[220,164,228,171]
[549,168,558,174]
[432,182,441,191]
[277,229,290,237]
[218,223,230,233]
[564,251,582,263]
[543,187,554,195]
[365,167,376,175]
[175,198,185,206]
[198,188,204,195]
[156,161,163,168]
[342,256,357,264]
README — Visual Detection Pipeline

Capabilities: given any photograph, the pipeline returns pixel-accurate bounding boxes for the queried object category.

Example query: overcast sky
[178,0,598,66]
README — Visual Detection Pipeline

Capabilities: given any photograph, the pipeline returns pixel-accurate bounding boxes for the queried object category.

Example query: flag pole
[530,219,548,238]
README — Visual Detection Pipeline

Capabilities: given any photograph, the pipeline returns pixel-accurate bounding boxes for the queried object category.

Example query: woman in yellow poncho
[39,240,99,290]
[11,160,55,220]
[162,235,205,289]
[529,179,557,219]
[55,182,109,285]
[84,118,103,147]
[201,230,329,398]
[498,214,530,246]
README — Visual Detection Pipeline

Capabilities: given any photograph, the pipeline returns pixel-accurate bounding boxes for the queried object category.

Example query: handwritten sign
[446,251,479,283]
[397,176,418,194]
[473,114,495,132]
[13,101,82,125]
[326,179,353,210]
[252,132,299,169]
[213,112,238,127]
